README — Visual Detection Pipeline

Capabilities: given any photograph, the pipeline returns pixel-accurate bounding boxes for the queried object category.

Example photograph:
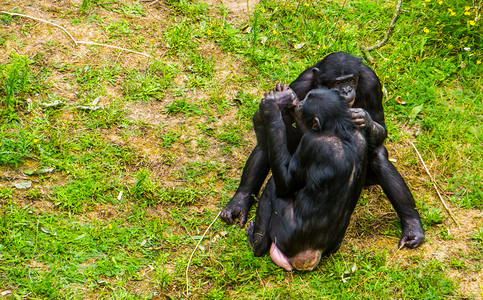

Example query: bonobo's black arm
[258,91,297,197]
[350,108,386,151]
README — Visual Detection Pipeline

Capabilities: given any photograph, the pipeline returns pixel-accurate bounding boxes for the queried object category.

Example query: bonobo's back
[279,89,368,257]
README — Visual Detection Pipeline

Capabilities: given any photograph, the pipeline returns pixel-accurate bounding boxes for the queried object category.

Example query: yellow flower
[436,21,440,24]
[465,6,470,10]
[322,45,327,49]
[304,2,309,6]
[272,29,277,34]
[150,39,154,42]
[464,12,470,15]
[437,0,442,4]
[108,224,112,229]
[469,20,476,26]
[451,11,456,16]
[206,29,212,36]
[33,139,39,143]
[477,60,481,64]
[423,28,429,33]
[447,8,452,12]
[425,0,430,2]
[261,8,266,13]
[447,44,453,49]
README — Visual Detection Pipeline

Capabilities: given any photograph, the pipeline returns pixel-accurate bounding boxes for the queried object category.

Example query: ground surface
[0,0,482,299]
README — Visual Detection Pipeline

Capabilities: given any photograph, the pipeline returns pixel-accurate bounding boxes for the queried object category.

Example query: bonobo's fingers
[220,197,251,226]
[273,83,283,92]
[260,91,278,111]
[350,108,370,129]
[273,83,290,92]
[398,227,425,249]
[275,87,298,110]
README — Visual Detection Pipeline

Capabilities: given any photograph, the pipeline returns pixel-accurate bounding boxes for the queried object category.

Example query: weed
[124,61,177,101]
[160,130,181,148]
[0,186,14,200]
[0,0,481,298]
[164,98,201,116]
[0,54,31,110]
[420,206,444,227]
[115,2,146,16]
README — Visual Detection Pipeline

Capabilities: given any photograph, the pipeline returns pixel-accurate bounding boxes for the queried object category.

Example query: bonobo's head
[313,52,362,106]
[294,88,349,133]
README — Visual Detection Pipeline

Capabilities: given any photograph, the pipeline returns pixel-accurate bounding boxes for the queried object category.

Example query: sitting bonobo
[246,85,378,271]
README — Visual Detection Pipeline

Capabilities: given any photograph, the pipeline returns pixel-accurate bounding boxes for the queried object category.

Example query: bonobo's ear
[312,67,321,87]
[311,116,321,131]
[311,67,320,77]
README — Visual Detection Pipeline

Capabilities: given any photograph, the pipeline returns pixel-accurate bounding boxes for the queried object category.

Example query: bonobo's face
[294,94,306,131]
[294,92,317,133]
[327,74,358,106]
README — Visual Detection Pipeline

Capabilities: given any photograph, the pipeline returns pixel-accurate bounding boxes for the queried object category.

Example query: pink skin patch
[270,243,293,271]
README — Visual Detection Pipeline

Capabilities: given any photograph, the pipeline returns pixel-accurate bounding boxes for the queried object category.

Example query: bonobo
[246,86,374,271]
[222,52,424,250]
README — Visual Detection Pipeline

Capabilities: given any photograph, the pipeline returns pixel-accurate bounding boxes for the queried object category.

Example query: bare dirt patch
[1,0,481,298]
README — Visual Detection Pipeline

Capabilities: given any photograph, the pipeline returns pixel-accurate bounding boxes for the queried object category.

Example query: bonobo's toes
[246,221,255,234]
[246,221,270,256]
[246,221,256,248]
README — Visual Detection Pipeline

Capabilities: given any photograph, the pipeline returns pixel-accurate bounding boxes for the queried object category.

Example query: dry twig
[409,142,460,227]
[360,0,403,64]
[0,11,154,60]
[186,211,221,296]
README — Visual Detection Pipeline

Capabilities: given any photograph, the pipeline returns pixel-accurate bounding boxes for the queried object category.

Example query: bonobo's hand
[220,193,252,227]
[272,83,299,110]
[349,108,374,129]
[259,90,278,113]
[398,219,425,249]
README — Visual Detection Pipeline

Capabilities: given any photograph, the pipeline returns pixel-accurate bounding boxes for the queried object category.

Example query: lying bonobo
[246,85,378,271]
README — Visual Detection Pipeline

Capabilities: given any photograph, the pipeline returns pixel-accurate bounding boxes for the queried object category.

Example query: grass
[0,0,482,298]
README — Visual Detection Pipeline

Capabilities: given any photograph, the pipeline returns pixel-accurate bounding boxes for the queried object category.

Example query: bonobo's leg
[246,178,275,256]
[369,145,425,249]
[221,111,271,226]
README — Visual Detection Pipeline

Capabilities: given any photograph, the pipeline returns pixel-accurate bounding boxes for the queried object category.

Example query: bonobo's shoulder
[301,131,365,156]
[301,134,344,154]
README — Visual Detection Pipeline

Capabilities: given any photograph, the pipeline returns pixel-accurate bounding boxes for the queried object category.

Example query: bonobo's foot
[246,221,270,256]
[398,219,425,249]
[220,193,253,227]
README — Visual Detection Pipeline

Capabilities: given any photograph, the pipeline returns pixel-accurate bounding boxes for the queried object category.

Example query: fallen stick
[409,142,460,227]
[1,11,77,45]
[0,11,154,59]
[186,211,221,296]
[360,0,403,63]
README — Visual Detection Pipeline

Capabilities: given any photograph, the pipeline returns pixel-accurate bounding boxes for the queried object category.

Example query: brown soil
[0,0,481,298]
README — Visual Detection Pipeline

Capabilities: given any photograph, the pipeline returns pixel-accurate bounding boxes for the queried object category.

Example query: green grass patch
[0,0,481,298]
